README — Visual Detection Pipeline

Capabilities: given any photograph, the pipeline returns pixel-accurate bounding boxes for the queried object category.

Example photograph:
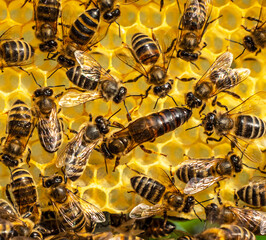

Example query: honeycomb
[0,0,265,238]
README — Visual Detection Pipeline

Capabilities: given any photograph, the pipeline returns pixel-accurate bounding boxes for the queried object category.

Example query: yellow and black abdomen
[36,0,60,23]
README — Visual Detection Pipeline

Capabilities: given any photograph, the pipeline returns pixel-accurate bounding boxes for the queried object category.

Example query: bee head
[57,55,75,68]
[185,92,202,109]
[39,40,58,53]
[205,203,219,223]
[177,50,199,62]
[113,86,127,104]
[228,153,242,173]
[243,36,257,52]
[51,185,67,203]
[149,66,166,85]
[1,154,19,167]
[202,112,217,132]
[43,175,63,188]
[103,7,121,23]
[95,116,110,135]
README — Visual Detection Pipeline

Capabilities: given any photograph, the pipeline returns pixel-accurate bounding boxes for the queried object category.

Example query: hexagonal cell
[83,187,107,209]
[9,0,33,23]
[119,4,138,27]
[219,5,242,31]
[140,2,163,28]
[109,187,135,211]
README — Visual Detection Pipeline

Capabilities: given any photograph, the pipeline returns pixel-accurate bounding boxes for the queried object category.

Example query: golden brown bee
[178,224,256,240]
[42,174,105,232]
[176,0,220,62]
[235,176,266,207]
[176,151,244,194]
[184,51,250,113]
[205,203,266,235]
[31,86,63,153]
[189,92,266,162]
[56,115,110,181]
[100,107,192,171]
[0,27,34,71]
[59,50,127,108]
[129,167,195,219]
[6,167,41,225]
[116,31,177,104]
[228,0,266,58]
[33,0,61,52]
[0,100,34,168]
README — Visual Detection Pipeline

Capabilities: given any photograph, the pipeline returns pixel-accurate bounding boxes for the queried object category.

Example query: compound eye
[34,89,42,97]
[44,179,52,188]
[44,88,53,96]
[206,123,213,131]
[54,176,63,184]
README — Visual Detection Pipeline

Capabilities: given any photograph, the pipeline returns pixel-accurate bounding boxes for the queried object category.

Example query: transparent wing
[56,127,86,168]
[129,203,164,219]
[58,90,102,107]
[198,0,213,41]
[184,176,225,194]
[249,176,266,184]
[67,189,106,223]
[0,25,21,41]
[115,43,148,77]
[180,0,200,31]
[256,0,266,29]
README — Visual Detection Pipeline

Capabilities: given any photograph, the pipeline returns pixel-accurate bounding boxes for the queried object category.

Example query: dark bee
[56,115,110,181]
[59,50,127,107]
[100,107,192,171]
[176,0,220,62]
[0,27,34,71]
[192,92,266,162]
[184,51,250,113]
[33,0,61,52]
[235,176,266,207]
[116,31,177,103]
[129,168,195,219]
[176,151,243,194]
[6,167,41,225]
[0,219,16,240]
[228,0,265,58]
[31,87,63,153]
[178,224,256,240]
[0,100,33,167]
[205,203,266,235]
[42,174,105,232]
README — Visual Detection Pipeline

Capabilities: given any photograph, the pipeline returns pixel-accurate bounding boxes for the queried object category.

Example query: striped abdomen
[237,183,266,207]
[36,0,60,22]
[0,219,15,239]
[1,40,34,65]
[66,65,100,90]
[10,168,39,222]
[127,107,192,144]
[38,118,62,153]
[8,100,33,137]
[234,115,266,139]
[131,33,159,65]
[69,8,100,46]
[220,225,256,240]
[130,176,166,204]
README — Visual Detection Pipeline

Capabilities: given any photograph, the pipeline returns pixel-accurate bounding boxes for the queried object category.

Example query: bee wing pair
[129,203,165,219]
[59,50,116,107]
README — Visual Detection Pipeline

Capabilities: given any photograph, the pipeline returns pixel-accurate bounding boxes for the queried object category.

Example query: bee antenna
[104,157,108,174]
[153,97,160,109]
[166,94,178,107]
[186,124,202,131]
[235,48,246,60]
[47,66,63,79]
[190,61,200,70]
[31,73,42,88]
[242,163,266,174]
[225,38,244,46]
[195,197,214,206]
[193,207,202,222]
[47,85,66,88]
[108,108,121,121]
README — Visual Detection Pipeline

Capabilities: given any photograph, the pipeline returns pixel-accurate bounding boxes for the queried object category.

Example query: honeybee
[31,85,64,153]
[56,115,110,181]
[6,167,41,225]
[0,100,34,167]
[178,224,256,240]
[59,50,127,108]
[228,0,265,59]
[0,26,34,71]
[38,210,59,237]
[176,151,244,194]
[42,174,105,232]
[184,51,250,113]
[128,167,195,219]
[100,107,192,171]
[115,31,177,105]
[235,176,266,207]
[189,92,266,162]
[176,0,220,62]
[33,0,61,52]
[0,219,16,240]
[205,203,266,235]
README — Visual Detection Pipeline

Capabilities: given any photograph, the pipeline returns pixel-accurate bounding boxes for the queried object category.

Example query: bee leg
[17,66,30,75]
[0,136,6,145]
[139,145,167,157]
[55,92,64,99]
[165,38,177,54]
[207,15,223,26]
[222,90,242,100]
[206,137,223,144]
[113,157,121,172]
[5,184,14,208]
[234,190,239,206]
[216,101,228,111]
[255,49,261,56]
[124,74,143,84]
[176,76,197,82]
[160,0,164,11]
[169,165,175,184]
[26,148,31,166]
[32,25,36,30]
[243,17,262,23]
[111,121,125,129]
[126,163,145,175]
[67,127,78,135]
[199,103,206,115]
[241,25,251,32]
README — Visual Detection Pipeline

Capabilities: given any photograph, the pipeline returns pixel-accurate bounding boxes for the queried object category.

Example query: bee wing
[56,127,86,168]
[129,203,164,219]
[0,25,21,41]
[67,189,106,223]
[256,0,266,29]
[58,90,102,107]
[229,207,266,235]
[184,176,225,194]
[198,0,213,42]
[249,176,266,184]
[115,44,148,77]
[226,91,266,116]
